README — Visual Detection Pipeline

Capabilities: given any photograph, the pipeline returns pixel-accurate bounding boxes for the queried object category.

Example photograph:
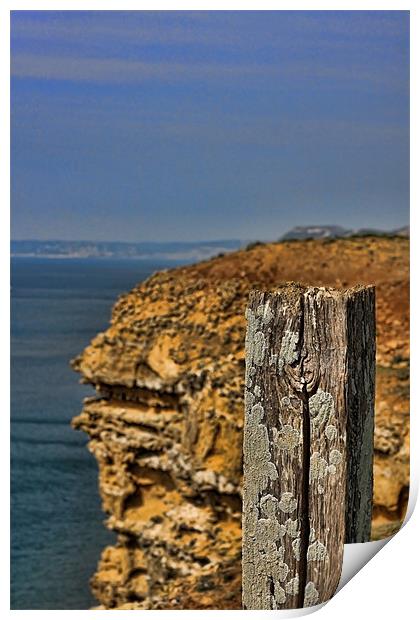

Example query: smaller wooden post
[242,284,375,610]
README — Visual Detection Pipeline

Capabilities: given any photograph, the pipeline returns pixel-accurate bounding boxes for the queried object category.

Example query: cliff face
[71,236,409,609]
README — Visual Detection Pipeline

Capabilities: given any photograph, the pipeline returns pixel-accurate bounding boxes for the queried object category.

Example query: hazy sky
[11,10,409,242]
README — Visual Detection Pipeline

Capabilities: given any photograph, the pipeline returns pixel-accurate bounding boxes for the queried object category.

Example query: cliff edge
[72,236,409,609]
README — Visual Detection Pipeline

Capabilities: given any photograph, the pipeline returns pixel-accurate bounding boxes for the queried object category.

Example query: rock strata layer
[72,236,409,609]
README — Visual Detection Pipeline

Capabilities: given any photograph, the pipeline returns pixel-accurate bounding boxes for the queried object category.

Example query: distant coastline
[10,239,245,262]
[11,226,408,261]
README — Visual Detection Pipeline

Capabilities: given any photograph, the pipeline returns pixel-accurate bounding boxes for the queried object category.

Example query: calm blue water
[11,257,179,609]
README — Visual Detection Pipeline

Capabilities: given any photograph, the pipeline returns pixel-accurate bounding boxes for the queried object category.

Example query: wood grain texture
[242,284,375,610]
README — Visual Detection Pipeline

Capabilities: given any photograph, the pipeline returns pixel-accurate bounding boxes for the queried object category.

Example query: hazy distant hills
[281,225,409,241]
[10,239,244,261]
[11,226,408,260]
[281,225,349,240]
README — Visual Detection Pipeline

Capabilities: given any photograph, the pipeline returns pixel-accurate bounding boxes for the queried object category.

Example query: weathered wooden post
[242,284,375,609]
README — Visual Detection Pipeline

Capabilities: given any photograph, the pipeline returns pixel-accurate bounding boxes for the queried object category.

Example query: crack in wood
[297,384,310,608]
[296,297,320,608]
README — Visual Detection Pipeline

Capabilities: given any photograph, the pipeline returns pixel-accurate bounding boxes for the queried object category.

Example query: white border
[3,3,417,617]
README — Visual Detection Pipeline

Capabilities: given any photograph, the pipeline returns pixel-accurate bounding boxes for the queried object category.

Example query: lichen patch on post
[250,403,264,423]
[245,307,267,367]
[291,538,301,560]
[307,541,328,562]
[257,302,274,324]
[274,424,300,451]
[256,519,282,550]
[243,505,258,537]
[285,575,299,595]
[304,582,319,607]
[309,452,329,482]
[244,389,255,412]
[279,492,298,514]
[277,330,299,374]
[329,449,343,466]
[273,583,286,606]
[268,555,289,582]
[325,425,337,441]
[243,399,278,507]
[308,389,334,429]
[260,494,278,515]
[252,331,266,366]
[284,518,300,538]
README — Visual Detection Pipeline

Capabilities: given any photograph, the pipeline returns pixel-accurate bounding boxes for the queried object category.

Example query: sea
[11,257,182,609]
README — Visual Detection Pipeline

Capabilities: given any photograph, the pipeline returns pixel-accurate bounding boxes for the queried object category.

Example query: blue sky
[11,10,409,242]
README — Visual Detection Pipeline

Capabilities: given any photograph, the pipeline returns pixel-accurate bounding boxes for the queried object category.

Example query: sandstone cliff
[71,236,409,609]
